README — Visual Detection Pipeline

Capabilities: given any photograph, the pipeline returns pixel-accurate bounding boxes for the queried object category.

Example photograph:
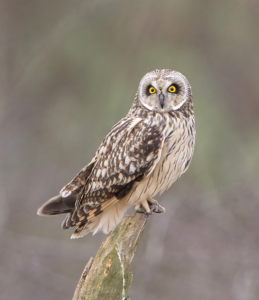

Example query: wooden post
[72,212,147,300]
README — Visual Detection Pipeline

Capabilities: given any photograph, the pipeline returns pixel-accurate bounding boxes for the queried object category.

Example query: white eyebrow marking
[140,75,157,110]
[165,74,188,110]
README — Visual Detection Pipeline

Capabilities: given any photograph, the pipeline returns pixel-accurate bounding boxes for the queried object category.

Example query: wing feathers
[60,159,96,197]
[58,116,164,237]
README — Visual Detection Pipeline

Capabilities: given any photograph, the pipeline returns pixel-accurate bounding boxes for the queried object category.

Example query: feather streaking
[37,69,195,238]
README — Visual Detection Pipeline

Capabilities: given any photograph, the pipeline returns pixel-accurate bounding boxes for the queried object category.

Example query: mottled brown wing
[61,116,164,229]
[77,119,164,207]
[60,158,97,197]
[60,117,142,198]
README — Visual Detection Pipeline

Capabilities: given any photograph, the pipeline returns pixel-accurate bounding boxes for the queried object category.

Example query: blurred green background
[1,0,259,299]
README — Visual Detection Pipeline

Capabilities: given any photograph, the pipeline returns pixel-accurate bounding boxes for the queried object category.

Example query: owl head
[136,69,192,113]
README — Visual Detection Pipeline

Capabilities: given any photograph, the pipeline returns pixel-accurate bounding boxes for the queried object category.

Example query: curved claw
[135,198,165,216]
[151,202,165,213]
[135,204,148,214]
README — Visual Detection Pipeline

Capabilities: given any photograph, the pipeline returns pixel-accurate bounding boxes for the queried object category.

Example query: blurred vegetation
[1,0,259,299]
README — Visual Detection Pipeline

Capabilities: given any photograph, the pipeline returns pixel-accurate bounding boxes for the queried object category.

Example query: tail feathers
[70,215,102,239]
[64,197,118,230]
[38,194,129,238]
[37,194,76,216]
[70,198,129,239]
[96,199,129,234]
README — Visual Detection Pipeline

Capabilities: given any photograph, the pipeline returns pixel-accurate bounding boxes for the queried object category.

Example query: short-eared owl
[37,69,195,238]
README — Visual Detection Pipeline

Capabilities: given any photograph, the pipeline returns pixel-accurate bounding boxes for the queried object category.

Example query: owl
[37,69,195,238]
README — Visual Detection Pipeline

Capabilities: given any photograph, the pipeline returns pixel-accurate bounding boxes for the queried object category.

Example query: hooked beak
[159,93,165,109]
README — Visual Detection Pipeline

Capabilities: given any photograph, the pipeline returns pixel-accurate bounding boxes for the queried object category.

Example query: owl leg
[135,197,165,216]
[135,199,151,215]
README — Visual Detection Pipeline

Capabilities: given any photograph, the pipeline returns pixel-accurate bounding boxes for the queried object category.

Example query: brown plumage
[37,69,195,238]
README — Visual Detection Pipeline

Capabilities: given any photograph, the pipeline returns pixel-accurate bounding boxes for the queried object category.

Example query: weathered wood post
[72,212,147,300]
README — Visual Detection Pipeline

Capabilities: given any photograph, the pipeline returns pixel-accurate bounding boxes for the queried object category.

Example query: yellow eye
[168,85,176,93]
[149,86,156,94]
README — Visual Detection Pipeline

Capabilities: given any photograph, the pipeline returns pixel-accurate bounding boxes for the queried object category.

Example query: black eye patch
[146,85,156,96]
[168,84,180,94]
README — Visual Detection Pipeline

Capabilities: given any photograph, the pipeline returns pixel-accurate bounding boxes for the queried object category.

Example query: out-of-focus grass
[1,0,259,299]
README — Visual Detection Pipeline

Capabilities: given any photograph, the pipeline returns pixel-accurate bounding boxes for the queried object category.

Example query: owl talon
[135,198,165,215]
[150,202,165,213]
[147,198,165,213]
[135,203,151,215]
